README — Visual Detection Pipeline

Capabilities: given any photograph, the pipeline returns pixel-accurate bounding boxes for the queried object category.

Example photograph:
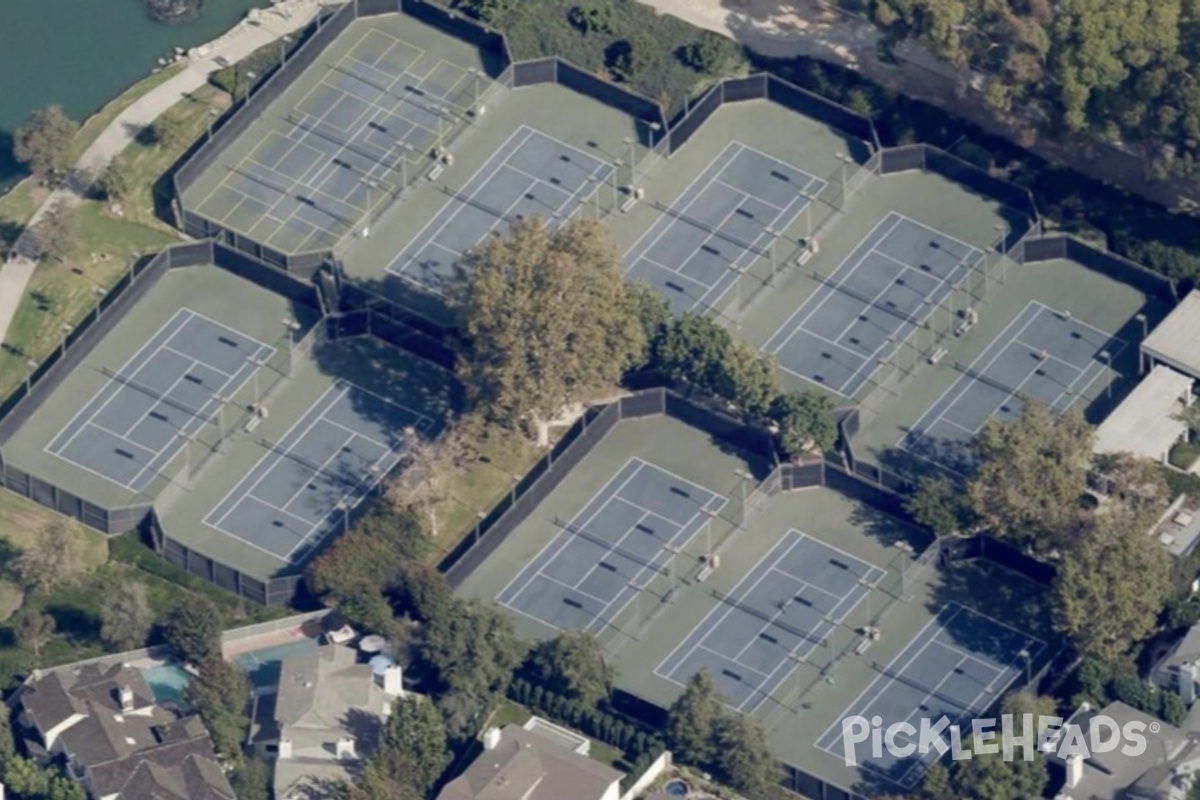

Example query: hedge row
[507,677,663,759]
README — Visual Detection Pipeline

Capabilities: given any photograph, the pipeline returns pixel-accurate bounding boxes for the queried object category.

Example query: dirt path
[644,0,1200,214]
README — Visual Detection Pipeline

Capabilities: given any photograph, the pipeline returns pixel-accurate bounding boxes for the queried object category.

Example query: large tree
[365,696,451,797]
[422,598,526,702]
[770,390,838,457]
[14,608,55,663]
[185,657,250,761]
[664,669,725,767]
[1057,506,1172,661]
[713,713,778,795]
[451,217,646,441]
[952,747,1049,800]
[32,200,79,265]
[387,416,478,539]
[12,519,86,596]
[100,582,153,651]
[13,106,79,181]
[967,401,1093,551]
[528,630,612,708]
[905,476,976,536]
[162,597,222,666]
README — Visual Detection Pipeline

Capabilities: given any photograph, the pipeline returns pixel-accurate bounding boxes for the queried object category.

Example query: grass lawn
[69,64,186,166]
[0,84,231,405]
[426,424,542,565]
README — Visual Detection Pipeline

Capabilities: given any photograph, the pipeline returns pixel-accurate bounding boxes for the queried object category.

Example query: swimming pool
[233,639,319,688]
[140,663,193,709]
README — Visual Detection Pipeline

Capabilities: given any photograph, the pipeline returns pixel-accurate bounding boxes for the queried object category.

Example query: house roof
[19,664,235,800]
[435,725,622,800]
[1144,290,1200,380]
[1094,365,1193,460]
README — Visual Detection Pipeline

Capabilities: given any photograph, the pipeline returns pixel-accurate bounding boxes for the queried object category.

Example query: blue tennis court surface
[496,457,726,633]
[901,301,1126,472]
[765,213,984,397]
[816,603,1044,788]
[45,308,274,492]
[196,27,476,252]
[386,125,613,291]
[656,531,884,714]
[625,141,824,315]
[204,380,434,563]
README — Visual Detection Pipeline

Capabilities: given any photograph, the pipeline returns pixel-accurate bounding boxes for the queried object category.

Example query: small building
[1154,623,1200,702]
[13,662,235,800]
[1051,701,1200,800]
[436,724,623,800]
[250,643,403,800]
[1094,364,1193,463]
[1143,290,1200,380]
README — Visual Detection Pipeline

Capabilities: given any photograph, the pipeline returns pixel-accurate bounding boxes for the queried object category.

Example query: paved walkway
[0,0,320,350]
[642,0,1200,213]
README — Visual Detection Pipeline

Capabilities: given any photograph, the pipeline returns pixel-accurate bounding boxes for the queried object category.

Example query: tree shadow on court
[847,498,932,553]
[875,438,973,484]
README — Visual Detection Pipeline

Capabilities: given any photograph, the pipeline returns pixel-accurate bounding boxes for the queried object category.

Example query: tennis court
[44,308,274,493]
[900,301,1126,471]
[203,379,435,563]
[655,531,884,714]
[385,125,613,291]
[624,141,825,315]
[764,213,985,397]
[193,27,481,253]
[815,602,1044,789]
[495,457,726,634]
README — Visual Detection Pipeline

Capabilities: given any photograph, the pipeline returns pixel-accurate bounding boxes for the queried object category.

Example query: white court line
[386,126,537,281]
[729,566,809,665]
[571,509,662,592]
[322,417,395,453]
[581,471,726,634]
[765,214,899,356]
[698,644,772,678]
[205,382,346,536]
[897,301,1041,451]
[614,494,693,531]
[87,424,155,455]
[536,571,611,606]
[654,535,792,684]
[494,456,646,605]
[496,597,566,633]
[47,308,195,458]
[712,176,789,213]
[771,567,843,602]
[814,606,951,755]
[623,141,744,269]
[276,428,358,515]
[118,357,203,438]
[162,345,235,377]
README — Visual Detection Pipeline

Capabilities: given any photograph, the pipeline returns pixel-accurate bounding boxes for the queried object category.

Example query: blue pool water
[234,639,319,688]
[140,663,193,709]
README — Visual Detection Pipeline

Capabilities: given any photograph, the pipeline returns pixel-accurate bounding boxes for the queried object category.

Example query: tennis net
[286,111,404,175]
[708,586,827,649]
[98,366,207,421]
[650,200,770,257]
[552,517,673,579]
[439,184,515,225]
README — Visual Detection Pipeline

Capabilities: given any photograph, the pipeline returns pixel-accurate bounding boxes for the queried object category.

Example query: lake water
[0,0,269,191]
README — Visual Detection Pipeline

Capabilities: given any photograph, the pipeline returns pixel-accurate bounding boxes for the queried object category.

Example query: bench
[928,346,948,365]
[427,164,444,181]
[696,565,714,583]
[244,416,262,433]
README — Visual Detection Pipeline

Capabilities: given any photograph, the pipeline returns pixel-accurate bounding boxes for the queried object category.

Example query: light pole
[612,159,623,208]
[91,285,106,321]
[398,143,414,190]
[248,356,264,405]
[178,432,194,481]
[211,393,228,443]
[240,71,257,102]
[623,136,637,187]
[280,35,292,66]
[765,226,778,284]
[1101,350,1112,399]
[474,511,486,545]
[993,222,1009,287]
[836,152,853,209]
[801,191,814,241]
[336,500,351,535]
[24,359,38,394]
[586,175,599,218]
[282,318,301,375]
[647,121,662,151]
[1018,648,1032,686]
[58,323,71,359]
[206,107,218,140]
[1136,312,1148,340]
[730,265,747,324]
[702,507,717,556]
[734,468,752,508]
[468,67,482,111]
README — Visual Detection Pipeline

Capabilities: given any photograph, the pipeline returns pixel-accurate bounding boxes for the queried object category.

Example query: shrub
[567,1,615,35]
[680,32,741,75]
[607,33,663,80]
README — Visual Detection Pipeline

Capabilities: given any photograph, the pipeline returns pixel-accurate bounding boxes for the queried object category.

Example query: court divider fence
[438,387,1057,800]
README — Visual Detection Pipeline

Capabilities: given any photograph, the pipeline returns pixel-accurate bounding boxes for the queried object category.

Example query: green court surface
[0,263,459,582]
[337,80,642,325]
[452,414,1055,795]
[180,14,488,255]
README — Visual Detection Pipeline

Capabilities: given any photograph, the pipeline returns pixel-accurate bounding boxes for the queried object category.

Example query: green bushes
[1170,442,1200,471]
[1071,657,1187,726]
[507,676,664,761]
